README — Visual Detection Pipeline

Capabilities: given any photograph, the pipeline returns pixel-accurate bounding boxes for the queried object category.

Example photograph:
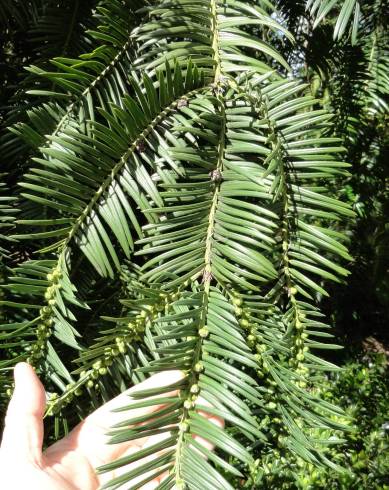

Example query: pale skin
[0,363,223,489]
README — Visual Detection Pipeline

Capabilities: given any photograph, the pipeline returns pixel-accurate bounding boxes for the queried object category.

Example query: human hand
[0,363,223,489]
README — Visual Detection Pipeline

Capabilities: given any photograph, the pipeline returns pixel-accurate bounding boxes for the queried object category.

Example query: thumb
[1,362,46,465]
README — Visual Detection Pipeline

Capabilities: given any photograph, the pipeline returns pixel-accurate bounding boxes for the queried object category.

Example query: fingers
[87,370,185,428]
[44,370,224,490]
[50,370,185,470]
[98,396,224,489]
[1,362,46,466]
[98,431,171,489]
[193,397,224,452]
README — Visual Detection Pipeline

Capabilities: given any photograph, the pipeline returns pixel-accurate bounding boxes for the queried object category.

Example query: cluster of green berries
[0,272,5,302]
[47,361,108,414]
[47,292,183,413]
[182,367,203,412]
[287,288,310,387]
[45,268,62,297]
[28,314,53,362]
[28,268,63,362]
[180,383,202,446]
[231,293,285,418]
[34,316,53,358]
[92,306,157,365]
[47,382,85,414]
[180,363,204,430]
[291,309,309,388]
[183,382,201,410]
[231,293,271,377]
